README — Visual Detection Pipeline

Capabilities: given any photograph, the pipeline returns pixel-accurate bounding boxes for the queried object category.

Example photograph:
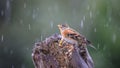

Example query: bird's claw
[59,40,63,47]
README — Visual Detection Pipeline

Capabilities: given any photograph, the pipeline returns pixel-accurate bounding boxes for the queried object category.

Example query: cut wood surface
[32,34,94,68]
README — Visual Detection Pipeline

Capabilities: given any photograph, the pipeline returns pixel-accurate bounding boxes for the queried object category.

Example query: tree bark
[32,34,94,68]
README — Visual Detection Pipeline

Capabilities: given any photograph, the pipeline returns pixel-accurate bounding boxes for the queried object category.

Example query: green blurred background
[0,0,120,68]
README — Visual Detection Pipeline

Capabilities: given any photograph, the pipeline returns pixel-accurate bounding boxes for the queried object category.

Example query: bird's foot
[59,40,63,47]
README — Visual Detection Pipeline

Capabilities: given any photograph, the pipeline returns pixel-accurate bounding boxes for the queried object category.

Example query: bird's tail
[87,40,96,50]
[86,40,91,44]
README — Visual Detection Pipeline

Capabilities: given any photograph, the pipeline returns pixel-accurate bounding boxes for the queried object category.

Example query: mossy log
[32,34,94,68]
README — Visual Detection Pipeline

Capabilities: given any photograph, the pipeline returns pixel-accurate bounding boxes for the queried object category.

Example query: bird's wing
[66,28,92,44]
[63,28,81,40]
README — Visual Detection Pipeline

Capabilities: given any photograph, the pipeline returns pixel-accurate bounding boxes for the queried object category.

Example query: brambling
[58,24,94,49]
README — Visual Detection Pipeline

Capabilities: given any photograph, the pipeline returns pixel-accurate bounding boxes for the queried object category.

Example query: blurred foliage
[0,0,120,68]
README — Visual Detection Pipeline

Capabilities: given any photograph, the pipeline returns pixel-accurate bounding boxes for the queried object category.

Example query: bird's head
[58,24,69,31]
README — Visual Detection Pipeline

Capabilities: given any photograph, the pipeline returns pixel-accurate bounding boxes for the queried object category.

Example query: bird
[58,24,95,49]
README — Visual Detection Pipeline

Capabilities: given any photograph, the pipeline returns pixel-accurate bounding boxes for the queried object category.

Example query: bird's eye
[67,34,73,37]
[62,24,68,27]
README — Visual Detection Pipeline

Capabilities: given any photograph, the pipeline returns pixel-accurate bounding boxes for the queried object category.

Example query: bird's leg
[59,37,64,47]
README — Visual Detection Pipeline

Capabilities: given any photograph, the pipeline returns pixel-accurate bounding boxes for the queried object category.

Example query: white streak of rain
[24,3,26,8]
[41,35,43,41]
[28,24,31,30]
[80,20,83,28]
[1,35,3,42]
[94,28,96,32]
[20,19,23,24]
[83,16,85,21]
[26,48,29,51]
[112,33,116,43]
[21,64,25,68]
[103,45,106,51]
[48,7,51,12]
[50,21,53,28]
[96,11,100,15]
[106,23,109,27]
[1,10,4,16]
[32,10,36,19]
[108,17,111,22]
[97,43,99,49]
[36,8,39,11]
[10,50,13,55]
[87,6,90,10]
[6,0,10,10]
[90,11,92,18]
[11,64,14,68]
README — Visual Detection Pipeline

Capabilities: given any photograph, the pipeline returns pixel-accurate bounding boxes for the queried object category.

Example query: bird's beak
[57,24,62,31]
[57,25,60,28]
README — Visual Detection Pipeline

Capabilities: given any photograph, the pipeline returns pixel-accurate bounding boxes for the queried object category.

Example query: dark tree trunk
[32,34,94,68]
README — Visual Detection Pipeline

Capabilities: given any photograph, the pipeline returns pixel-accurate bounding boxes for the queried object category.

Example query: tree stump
[32,34,94,68]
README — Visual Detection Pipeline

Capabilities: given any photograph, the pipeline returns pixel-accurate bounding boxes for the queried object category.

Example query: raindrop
[87,6,90,10]
[36,8,39,11]
[28,24,31,30]
[54,4,59,12]
[50,21,53,28]
[101,53,104,57]
[94,28,96,32]
[1,10,4,16]
[90,11,92,18]
[112,33,116,43]
[48,7,51,12]
[26,47,29,51]
[83,16,85,21]
[21,64,25,68]
[20,19,23,24]
[103,45,106,51]
[97,43,99,49]
[106,23,109,27]
[32,14,35,19]
[108,17,111,22]
[108,53,111,57]
[10,50,13,55]
[80,20,83,28]
[24,3,26,8]
[41,35,43,41]
[96,11,100,15]
[6,0,10,10]
[1,35,4,42]
[11,64,14,68]
[32,10,36,19]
